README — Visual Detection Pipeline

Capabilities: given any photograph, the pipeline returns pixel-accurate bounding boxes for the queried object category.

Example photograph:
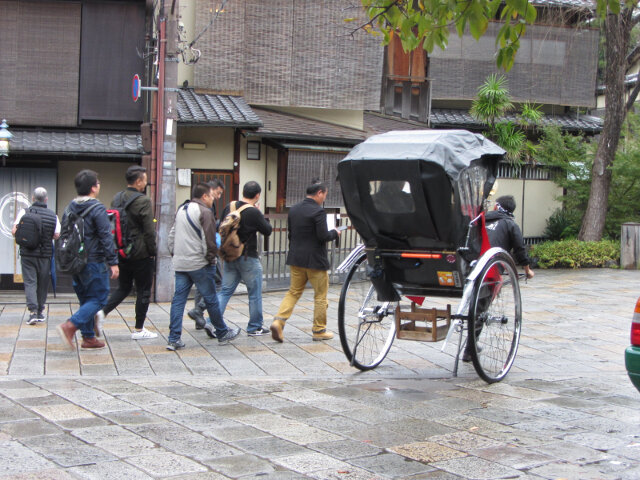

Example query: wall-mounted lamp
[247,141,261,160]
[0,119,12,167]
[182,142,206,150]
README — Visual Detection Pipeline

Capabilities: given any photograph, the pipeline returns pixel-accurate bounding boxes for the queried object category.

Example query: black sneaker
[26,311,41,325]
[203,323,217,339]
[37,311,47,322]
[187,309,206,330]
[166,340,186,351]
[247,326,269,336]
[461,349,472,363]
[218,326,241,344]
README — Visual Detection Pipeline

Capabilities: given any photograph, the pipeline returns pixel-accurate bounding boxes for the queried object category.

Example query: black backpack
[14,208,43,250]
[56,202,99,275]
[107,191,143,259]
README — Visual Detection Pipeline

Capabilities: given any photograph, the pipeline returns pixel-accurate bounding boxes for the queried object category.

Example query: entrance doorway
[191,170,234,217]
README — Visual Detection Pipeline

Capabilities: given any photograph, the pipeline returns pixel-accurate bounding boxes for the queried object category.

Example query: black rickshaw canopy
[338,130,505,251]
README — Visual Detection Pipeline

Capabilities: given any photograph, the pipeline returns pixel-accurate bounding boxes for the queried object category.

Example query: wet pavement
[0,268,639,479]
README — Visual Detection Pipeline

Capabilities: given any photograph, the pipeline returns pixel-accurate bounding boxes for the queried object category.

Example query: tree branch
[626,78,640,113]
[347,0,402,38]
[627,44,640,71]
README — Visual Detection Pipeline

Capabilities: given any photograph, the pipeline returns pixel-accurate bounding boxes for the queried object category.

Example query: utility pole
[154,0,179,302]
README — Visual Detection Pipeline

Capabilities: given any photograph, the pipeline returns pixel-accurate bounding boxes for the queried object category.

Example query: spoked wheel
[468,251,522,383]
[338,253,397,370]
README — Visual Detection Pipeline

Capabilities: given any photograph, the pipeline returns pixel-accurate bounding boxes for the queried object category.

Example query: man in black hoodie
[57,170,119,350]
[485,195,534,280]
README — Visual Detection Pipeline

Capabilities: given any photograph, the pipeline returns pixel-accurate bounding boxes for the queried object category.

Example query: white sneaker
[131,328,158,340]
[94,310,105,337]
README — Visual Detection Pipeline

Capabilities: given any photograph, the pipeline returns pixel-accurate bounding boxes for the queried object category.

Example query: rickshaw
[336,130,522,384]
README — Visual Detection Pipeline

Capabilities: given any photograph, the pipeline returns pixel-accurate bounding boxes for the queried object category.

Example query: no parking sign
[132,74,141,102]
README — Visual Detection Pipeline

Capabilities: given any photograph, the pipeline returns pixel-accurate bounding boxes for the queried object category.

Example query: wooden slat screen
[0,1,81,126]
[429,23,599,107]
[194,0,383,110]
[285,150,344,208]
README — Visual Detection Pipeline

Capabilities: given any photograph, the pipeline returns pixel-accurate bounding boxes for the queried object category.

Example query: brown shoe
[56,320,78,350]
[312,330,334,341]
[80,336,105,350]
[270,318,285,343]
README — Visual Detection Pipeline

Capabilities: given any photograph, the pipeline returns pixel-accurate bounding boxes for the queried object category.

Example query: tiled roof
[530,0,594,8]
[177,89,263,127]
[597,72,638,94]
[10,131,142,156]
[430,108,604,133]
[365,110,603,135]
[250,108,366,144]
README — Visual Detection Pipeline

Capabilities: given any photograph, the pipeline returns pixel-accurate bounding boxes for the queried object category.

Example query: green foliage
[530,239,620,268]
[535,117,640,240]
[543,209,581,240]
[471,74,513,125]
[359,0,537,71]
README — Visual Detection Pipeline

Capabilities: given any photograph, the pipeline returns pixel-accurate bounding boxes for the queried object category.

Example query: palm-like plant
[470,74,513,128]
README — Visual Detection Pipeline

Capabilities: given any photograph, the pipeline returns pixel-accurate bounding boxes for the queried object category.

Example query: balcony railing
[382,75,431,125]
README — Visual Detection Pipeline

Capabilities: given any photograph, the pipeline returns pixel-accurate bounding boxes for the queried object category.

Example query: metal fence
[258,213,362,291]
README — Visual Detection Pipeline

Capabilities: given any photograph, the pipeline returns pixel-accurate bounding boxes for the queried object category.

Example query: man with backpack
[208,181,272,337]
[56,170,119,350]
[95,165,157,340]
[12,187,61,325]
[187,178,224,329]
[167,182,240,350]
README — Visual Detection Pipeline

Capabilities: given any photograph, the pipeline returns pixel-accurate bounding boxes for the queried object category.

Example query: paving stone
[431,455,524,480]
[273,451,352,474]
[67,460,154,479]
[0,419,61,438]
[308,439,382,460]
[124,452,208,476]
[389,441,467,463]
[349,452,434,477]
[0,439,57,475]
[101,410,165,425]
[473,445,555,470]
[307,466,388,480]
[534,439,610,465]
[203,453,274,477]
[0,404,38,422]
[0,467,77,479]
[231,435,310,458]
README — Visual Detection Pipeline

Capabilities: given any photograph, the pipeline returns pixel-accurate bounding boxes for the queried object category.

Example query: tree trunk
[579,13,631,241]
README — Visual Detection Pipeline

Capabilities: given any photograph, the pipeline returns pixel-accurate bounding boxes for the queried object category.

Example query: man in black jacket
[270,180,341,342]
[96,165,158,340]
[208,181,272,337]
[12,187,60,325]
[485,195,534,280]
[57,170,119,350]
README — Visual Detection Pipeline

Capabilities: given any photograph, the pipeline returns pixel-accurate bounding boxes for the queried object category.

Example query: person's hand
[334,228,342,236]
[110,265,119,279]
[524,266,534,279]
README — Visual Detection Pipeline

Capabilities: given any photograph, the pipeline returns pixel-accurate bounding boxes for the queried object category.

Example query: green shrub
[543,209,580,241]
[529,239,620,269]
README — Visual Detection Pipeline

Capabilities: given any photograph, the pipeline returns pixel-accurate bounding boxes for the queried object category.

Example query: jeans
[215,256,264,333]
[192,261,222,314]
[103,257,154,329]
[169,265,229,343]
[20,256,51,314]
[274,266,329,333]
[70,262,110,338]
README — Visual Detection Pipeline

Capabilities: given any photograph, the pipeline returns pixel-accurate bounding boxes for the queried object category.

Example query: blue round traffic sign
[132,74,141,102]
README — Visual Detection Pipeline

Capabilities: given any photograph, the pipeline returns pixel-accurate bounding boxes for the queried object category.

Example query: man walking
[209,181,272,337]
[167,182,240,350]
[270,180,340,342]
[188,178,224,329]
[12,187,60,324]
[57,170,119,350]
[96,165,157,340]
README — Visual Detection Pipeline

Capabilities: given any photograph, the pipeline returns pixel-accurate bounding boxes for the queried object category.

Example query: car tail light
[632,299,640,346]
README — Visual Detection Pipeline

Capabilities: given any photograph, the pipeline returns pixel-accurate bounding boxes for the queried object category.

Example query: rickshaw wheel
[468,251,522,383]
[338,253,397,371]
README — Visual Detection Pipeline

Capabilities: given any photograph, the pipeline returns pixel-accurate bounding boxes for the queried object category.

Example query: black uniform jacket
[485,210,530,266]
[286,198,338,270]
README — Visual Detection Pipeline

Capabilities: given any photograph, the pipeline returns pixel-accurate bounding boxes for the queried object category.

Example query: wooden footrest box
[395,303,451,342]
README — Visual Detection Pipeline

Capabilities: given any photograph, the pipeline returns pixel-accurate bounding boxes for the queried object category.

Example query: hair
[242,181,261,199]
[125,165,147,185]
[495,195,516,214]
[75,169,99,196]
[207,178,225,191]
[192,182,213,199]
[306,178,327,196]
[32,187,48,203]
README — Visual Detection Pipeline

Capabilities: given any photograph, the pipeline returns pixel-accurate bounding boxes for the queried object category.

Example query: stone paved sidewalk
[0,269,639,479]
